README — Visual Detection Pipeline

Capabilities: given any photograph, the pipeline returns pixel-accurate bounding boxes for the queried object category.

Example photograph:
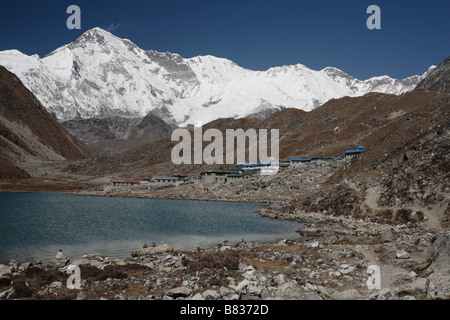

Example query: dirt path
[362,186,443,231]
[364,186,381,211]
[409,203,443,231]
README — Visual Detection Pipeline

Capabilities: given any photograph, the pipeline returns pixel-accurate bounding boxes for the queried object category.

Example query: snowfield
[0,27,433,126]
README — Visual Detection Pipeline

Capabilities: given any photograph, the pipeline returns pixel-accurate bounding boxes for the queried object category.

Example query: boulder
[272,282,304,300]
[331,289,362,300]
[381,228,395,243]
[266,202,293,214]
[427,230,450,273]
[242,266,257,281]
[369,288,393,300]
[219,286,235,297]
[427,273,450,300]
[202,289,221,300]
[406,271,418,280]
[273,274,287,285]
[238,262,248,273]
[300,228,321,236]
[55,250,64,260]
[315,286,335,299]
[310,242,320,248]
[8,260,18,271]
[301,268,312,275]
[72,258,105,269]
[50,282,64,290]
[304,292,323,300]
[241,294,262,300]
[235,279,250,293]
[47,258,70,268]
[396,277,428,299]
[0,287,14,299]
[19,262,33,271]
[190,293,205,300]
[167,286,192,299]
[131,243,174,257]
[246,283,263,296]
[339,264,355,275]
[0,264,12,278]
[81,253,104,262]
[76,292,87,300]
[396,250,410,260]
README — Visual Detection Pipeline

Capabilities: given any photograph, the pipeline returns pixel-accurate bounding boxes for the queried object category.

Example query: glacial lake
[0,192,300,263]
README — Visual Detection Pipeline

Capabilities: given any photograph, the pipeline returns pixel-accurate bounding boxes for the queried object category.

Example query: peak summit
[82,27,112,36]
[0,30,431,126]
[72,27,122,47]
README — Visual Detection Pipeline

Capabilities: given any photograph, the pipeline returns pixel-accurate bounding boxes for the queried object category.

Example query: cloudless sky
[0,0,448,79]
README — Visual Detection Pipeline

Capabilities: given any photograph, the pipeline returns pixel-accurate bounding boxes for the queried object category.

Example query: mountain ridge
[416,56,450,94]
[0,65,89,180]
[0,27,431,127]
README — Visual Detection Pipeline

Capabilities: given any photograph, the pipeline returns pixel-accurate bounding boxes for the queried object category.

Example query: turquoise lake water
[0,192,300,263]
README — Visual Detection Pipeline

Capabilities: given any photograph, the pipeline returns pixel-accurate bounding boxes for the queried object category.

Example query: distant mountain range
[0,27,434,127]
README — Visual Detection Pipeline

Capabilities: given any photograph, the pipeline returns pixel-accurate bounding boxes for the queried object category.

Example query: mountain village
[106,146,365,194]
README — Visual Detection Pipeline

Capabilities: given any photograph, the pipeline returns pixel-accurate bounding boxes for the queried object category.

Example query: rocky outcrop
[62,113,176,155]
[427,273,450,300]
[0,264,11,278]
[416,57,450,94]
[131,243,174,257]
[423,230,450,300]
[427,230,450,273]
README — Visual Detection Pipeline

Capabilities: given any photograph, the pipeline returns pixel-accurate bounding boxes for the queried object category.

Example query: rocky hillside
[72,85,449,227]
[0,65,89,180]
[62,113,176,155]
[74,87,448,171]
[416,56,450,94]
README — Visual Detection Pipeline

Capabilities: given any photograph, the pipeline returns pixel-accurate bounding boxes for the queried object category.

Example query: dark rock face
[416,57,450,94]
[62,113,176,155]
[62,117,142,145]
[145,50,199,83]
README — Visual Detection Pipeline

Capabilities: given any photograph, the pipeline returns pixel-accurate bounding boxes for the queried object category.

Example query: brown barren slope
[76,89,448,177]
[0,65,89,180]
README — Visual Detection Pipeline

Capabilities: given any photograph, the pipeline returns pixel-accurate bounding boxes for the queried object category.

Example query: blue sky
[0,0,448,79]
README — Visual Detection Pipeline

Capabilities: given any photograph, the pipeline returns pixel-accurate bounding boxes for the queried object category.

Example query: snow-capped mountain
[0,27,431,126]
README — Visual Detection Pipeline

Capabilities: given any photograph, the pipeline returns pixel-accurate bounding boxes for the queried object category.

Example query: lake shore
[1,228,449,301]
[1,160,449,301]
[1,195,449,300]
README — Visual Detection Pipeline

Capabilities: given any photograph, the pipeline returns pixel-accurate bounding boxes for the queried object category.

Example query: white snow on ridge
[0,49,43,75]
[0,27,429,126]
